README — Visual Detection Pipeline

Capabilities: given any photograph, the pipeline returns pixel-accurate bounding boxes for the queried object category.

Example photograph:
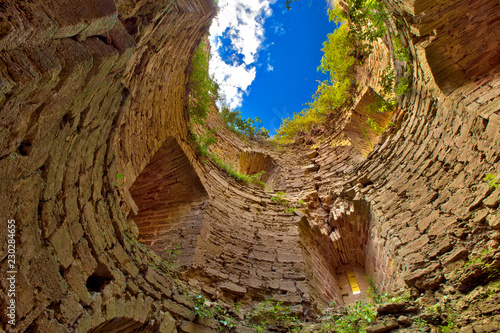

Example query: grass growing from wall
[249,298,299,332]
[191,131,266,188]
[188,42,267,187]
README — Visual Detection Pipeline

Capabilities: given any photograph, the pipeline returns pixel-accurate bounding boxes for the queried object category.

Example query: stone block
[220,282,247,295]
[49,222,74,269]
[159,311,177,333]
[366,318,399,333]
[403,262,441,285]
[56,292,85,325]
[399,235,429,257]
[486,210,500,229]
[179,321,218,333]
[163,299,195,321]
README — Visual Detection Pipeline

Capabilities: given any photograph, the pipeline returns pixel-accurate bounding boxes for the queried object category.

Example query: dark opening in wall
[414,0,500,94]
[238,150,278,187]
[86,262,113,292]
[129,137,208,267]
[299,199,387,307]
[89,318,153,333]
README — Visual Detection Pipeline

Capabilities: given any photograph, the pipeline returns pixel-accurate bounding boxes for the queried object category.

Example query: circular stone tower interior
[0,0,499,332]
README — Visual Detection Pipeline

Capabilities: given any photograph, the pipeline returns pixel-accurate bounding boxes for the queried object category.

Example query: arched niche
[129,137,208,267]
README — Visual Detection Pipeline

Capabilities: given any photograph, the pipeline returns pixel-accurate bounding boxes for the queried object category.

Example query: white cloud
[209,0,277,109]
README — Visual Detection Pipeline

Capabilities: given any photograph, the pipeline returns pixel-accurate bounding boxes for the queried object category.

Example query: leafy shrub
[379,66,395,96]
[210,154,266,188]
[194,294,215,319]
[274,23,355,143]
[342,0,389,55]
[393,35,411,62]
[366,117,383,135]
[395,77,409,96]
[164,245,180,267]
[191,128,218,156]
[274,0,394,143]
[249,298,298,332]
[191,129,266,188]
[193,294,237,331]
[333,301,377,333]
[367,98,397,115]
[188,43,221,124]
[115,173,124,187]
[220,103,269,140]
[284,0,299,10]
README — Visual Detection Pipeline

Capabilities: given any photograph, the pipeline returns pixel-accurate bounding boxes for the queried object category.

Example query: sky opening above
[209,0,337,134]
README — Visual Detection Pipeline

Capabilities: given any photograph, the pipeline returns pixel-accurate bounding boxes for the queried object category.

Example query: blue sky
[209,0,338,135]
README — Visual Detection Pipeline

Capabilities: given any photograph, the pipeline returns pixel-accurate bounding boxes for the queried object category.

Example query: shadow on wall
[414,0,500,94]
[129,137,208,267]
[89,317,156,333]
[238,150,279,187]
[298,199,388,308]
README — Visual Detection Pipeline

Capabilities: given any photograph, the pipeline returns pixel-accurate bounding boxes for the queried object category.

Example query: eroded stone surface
[0,0,499,331]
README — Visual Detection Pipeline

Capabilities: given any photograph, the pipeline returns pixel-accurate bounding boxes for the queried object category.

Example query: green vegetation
[393,34,411,62]
[270,192,306,213]
[188,43,221,124]
[275,0,399,143]
[193,294,237,331]
[318,280,416,333]
[274,22,355,143]
[332,301,377,333]
[367,276,410,305]
[365,117,383,135]
[485,174,499,188]
[395,76,409,96]
[191,131,266,187]
[192,128,218,156]
[115,173,124,187]
[462,248,499,280]
[164,245,180,267]
[188,42,271,183]
[191,131,267,187]
[211,154,266,188]
[340,0,389,55]
[367,98,397,115]
[270,191,290,205]
[249,298,298,332]
[220,103,270,140]
[284,0,299,10]
[188,44,267,188]
[379,66,395,96]
[189,41,269,140]
[361,97,397,144]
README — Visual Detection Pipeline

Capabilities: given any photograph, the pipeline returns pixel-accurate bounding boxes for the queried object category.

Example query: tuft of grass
[210,154,266,188]
[191,130,266,188]
[249,298,298,332]
[485,174,499,188]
